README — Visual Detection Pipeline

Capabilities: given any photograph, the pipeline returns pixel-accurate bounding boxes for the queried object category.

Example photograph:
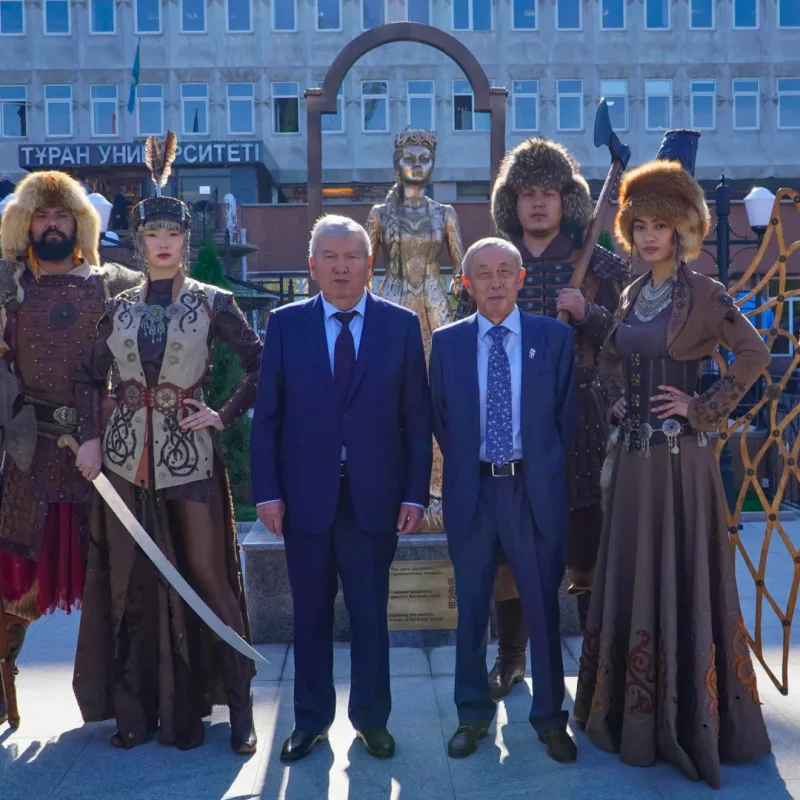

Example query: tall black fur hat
[491,138,592,247]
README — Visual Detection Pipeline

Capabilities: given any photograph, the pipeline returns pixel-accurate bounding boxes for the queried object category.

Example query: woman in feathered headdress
[71,131,263,754]
[573,131,772,787]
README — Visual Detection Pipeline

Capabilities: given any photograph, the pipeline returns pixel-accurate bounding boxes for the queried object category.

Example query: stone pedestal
[242,522,581,645]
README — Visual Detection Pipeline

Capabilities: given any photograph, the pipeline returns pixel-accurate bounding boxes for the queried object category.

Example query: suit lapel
[347,292,381,403]
[520,314,540,447]
[306,295,337,397]
[459,315,480,408]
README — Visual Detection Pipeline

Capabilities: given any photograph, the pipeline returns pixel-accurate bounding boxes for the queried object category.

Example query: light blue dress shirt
[477,306,524,462]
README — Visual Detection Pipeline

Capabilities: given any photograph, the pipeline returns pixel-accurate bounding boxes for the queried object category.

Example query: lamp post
[708,176,776,511]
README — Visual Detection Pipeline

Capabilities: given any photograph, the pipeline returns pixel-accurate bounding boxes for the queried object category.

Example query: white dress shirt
[477,306,524,462]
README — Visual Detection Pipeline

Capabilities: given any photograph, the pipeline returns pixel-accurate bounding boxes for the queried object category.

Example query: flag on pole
[127,41,140,115]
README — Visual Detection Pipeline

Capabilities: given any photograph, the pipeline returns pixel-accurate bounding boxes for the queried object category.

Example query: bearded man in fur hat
[0,171,141,725]
[478,139,631,698]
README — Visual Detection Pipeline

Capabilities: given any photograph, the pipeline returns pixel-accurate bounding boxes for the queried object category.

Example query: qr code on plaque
[448,583,457,609]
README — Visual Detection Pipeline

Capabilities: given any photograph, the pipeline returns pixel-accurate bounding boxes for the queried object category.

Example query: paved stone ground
[2,521,800,800]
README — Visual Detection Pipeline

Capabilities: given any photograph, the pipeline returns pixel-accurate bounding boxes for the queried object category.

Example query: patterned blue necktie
[485,325,513,467]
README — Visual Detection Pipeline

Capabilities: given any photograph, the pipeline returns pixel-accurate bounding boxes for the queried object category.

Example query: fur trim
[491,138,592,245]
[91,261,145,299]
[614,160,711,263]
[0,171,101,265]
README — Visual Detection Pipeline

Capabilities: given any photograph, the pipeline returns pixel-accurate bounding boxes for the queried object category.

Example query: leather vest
[517,259,576,317]
[14,272,106,406]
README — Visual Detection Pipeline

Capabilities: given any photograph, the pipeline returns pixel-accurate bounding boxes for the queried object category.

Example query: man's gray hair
[309,214,372,258]
[462,237,523,278]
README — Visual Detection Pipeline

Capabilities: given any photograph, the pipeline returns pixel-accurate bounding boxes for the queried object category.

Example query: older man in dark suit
[251,214,432,763]
[430,237,577,763]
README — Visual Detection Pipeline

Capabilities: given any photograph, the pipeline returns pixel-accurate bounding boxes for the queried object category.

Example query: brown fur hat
[1,171,100,264]
[491,138,592,246]
[614,160,710,263]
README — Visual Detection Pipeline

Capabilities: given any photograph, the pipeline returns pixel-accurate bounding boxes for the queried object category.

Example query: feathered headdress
[131,130,190,234]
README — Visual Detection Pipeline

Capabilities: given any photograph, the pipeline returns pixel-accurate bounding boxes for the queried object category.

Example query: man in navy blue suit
[430,238,577,763]
[251,215,432,762]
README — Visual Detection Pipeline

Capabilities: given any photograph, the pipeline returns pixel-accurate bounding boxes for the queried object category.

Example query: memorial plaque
[387,559,458,631]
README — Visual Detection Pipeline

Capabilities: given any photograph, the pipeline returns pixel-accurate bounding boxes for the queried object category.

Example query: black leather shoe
[355,727,395,759]
[488,654,526,700]
[230,693,258,754]
[280,729,329,763]
[538,728,577,764]
[447,724,489,758]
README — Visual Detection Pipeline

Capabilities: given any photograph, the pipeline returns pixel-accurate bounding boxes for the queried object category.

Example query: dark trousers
[284,478,398,734]
[448,471,568,734]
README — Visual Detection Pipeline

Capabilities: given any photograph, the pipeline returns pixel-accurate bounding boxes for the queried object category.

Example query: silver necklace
[633,277,674,322]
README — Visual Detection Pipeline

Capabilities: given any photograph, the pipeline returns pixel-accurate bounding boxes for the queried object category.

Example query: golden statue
[366,128,465,533]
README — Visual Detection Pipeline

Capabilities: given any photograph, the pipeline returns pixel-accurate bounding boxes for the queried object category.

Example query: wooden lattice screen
[718,189,800,694]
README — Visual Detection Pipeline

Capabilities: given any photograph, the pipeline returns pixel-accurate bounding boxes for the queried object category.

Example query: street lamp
[707,176,777,512]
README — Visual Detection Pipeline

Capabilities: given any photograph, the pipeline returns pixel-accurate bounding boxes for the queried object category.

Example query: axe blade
[594,98,632,169]
[3,405,37,473]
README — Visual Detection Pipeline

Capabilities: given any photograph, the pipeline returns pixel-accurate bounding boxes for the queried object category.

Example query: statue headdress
[393,127,437,156]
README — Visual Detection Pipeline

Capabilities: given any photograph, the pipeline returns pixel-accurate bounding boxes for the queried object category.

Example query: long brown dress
[72,277,262,750]
[573,286,771,788]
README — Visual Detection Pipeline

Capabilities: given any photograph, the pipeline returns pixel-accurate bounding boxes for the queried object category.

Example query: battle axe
[557,99,631,324]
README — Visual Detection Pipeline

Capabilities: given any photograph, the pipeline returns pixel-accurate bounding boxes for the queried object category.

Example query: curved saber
[58,436,268,667]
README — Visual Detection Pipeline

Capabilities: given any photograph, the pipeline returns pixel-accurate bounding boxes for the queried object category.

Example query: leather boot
[219,646,258,754]
[488,598,528,700]
[577,593,591,633]
[0,622,26,725]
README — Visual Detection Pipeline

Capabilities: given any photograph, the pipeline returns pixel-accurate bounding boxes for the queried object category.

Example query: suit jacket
[430,311,577,542]
[251,292,432,535]
[598,265,772,431]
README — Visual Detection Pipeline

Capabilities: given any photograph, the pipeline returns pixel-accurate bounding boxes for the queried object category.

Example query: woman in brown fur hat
[573,131,771,787]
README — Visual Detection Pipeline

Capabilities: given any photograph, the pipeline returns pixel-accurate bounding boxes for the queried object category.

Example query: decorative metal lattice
[717,189,800,695]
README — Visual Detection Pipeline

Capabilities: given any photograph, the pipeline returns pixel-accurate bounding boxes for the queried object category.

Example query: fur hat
[614,160,710,263]
[0,171,100,265]
[491,138,592,246]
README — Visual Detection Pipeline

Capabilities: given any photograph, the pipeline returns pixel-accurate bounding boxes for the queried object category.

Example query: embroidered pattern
[692,373,748,427]
[732,617,761,705]
[131,301,182,343]
[706,643,720,735]
[626,629,656,715]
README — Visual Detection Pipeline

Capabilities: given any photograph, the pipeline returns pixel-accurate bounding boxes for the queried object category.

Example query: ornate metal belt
[23,395,77,432]
[622,417,709,458]
[118,379,204,414]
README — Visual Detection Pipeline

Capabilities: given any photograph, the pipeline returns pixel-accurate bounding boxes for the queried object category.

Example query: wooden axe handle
[556,159,626,324]
[0,590,20,728]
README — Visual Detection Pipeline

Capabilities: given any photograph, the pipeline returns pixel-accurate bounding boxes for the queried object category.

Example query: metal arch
[305,22,508,236]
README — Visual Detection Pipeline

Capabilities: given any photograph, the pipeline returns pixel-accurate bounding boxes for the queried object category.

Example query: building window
[407,81,434,129]
[0,86,26,137]
[690,80,716,130]
[733,78,759,130]
[689,0,713,28]
[135,0,161,32]
[557,79,583,131]
[406,0,430,23]
[228,0,252,31]
[182,0,206,32]
[91,0,115,32]
[317,0,341,28]
[227,83,255,135]
[273,82,299,134]
[362,0,385,28]
[779,0,800,27]
[453,0,492,30]
[645,79,671,130]
[181,83,209,135]
[645,0,669,28]
[91,85,118,137]
[0,1,23,34]
[733,0,758,27]
[138,84,164,136]
[513,0,536,29]
[45,85,72,137]
[556,0,581,29]
[600,79,628,130]
[274,0,296,29]
[512,80,539,131]
[453,79,490,131]
[778,78,800,129]
[362,81,389,133]
[318,81,344,133]
[601,0,625,28]
[44,0,70,34]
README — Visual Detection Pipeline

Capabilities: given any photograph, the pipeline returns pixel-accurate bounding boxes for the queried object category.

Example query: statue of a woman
[366,128,465,532]
[366,128,464,361]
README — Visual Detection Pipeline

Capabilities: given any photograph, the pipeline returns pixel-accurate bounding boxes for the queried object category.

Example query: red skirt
[0,502,85,614]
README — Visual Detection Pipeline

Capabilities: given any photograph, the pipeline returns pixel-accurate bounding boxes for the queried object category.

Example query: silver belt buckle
[53,406,76,426]
[491,462,515,477]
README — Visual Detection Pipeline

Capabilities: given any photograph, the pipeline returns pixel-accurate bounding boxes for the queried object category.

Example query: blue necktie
[485,325,513,467]
[333,311,357,401]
